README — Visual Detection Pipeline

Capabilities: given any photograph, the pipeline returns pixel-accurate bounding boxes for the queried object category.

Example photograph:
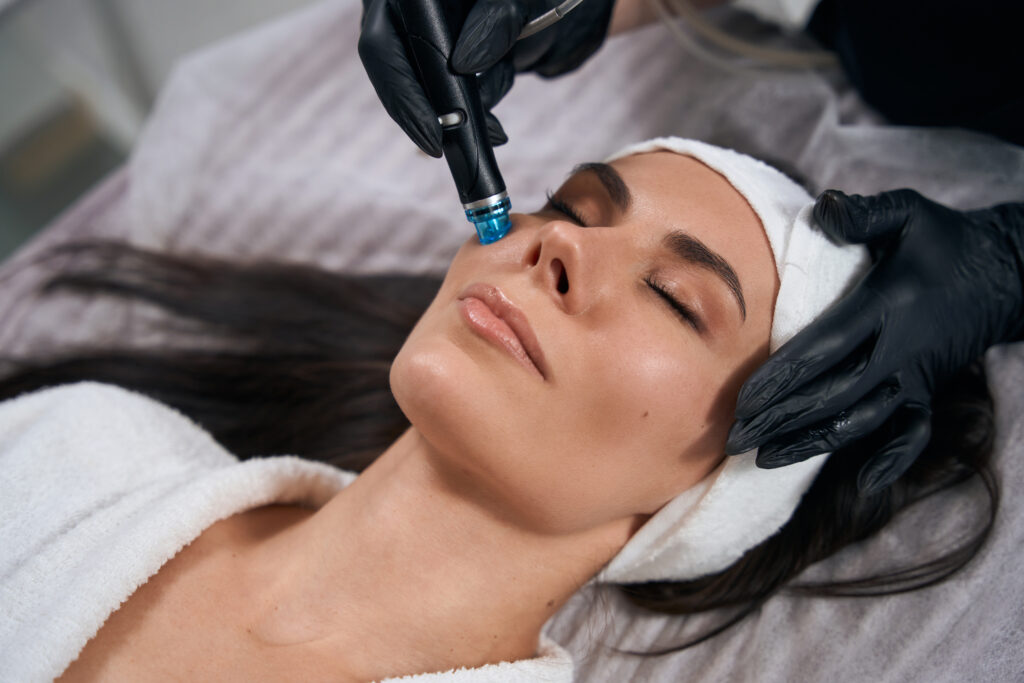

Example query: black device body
[393,0,507,206]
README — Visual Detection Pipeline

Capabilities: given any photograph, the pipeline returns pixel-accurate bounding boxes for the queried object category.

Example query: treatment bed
[1,1,1021,680]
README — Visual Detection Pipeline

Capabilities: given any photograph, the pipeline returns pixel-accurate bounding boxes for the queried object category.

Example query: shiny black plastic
[392,0,505,205]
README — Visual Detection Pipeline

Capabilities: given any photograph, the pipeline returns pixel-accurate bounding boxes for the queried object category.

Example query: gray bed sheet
[1,1,1021,680]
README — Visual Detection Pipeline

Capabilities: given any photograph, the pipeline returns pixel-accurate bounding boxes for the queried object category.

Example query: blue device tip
[466,197,512,245]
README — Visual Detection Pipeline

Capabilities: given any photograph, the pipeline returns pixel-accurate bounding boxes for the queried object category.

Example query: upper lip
[458,283,549,380]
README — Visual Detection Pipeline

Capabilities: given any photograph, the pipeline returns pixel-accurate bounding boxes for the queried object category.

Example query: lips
[457,283,548,380]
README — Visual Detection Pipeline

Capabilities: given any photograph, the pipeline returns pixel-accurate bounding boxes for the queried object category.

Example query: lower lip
[457,297,543,378]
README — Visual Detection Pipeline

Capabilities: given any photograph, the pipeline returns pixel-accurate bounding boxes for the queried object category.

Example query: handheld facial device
[394,0,511,244]
[394,0,587,245]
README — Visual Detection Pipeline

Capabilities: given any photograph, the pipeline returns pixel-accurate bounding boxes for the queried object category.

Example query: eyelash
[545,191,702,333]
[645,275,702,333]
[545,190,588,226]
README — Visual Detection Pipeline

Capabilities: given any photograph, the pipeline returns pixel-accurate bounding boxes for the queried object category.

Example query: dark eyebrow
[570,161,746,322]
[663,231,747,321]
[571,162,631,213]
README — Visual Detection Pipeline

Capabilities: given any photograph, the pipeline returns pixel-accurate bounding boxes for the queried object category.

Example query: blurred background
[0,0,316,261]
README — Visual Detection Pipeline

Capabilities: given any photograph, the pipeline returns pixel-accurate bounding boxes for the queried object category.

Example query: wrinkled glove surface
[726,189,1024,494]
[358,0,615,157]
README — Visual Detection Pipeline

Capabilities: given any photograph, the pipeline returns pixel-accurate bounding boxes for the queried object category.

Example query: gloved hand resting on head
[726,189,1024,494]
[358,0,616,157]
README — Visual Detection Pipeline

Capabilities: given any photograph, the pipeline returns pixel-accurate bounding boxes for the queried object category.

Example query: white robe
[0,382,573,682]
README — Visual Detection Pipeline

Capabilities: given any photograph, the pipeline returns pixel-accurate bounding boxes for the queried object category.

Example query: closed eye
[544,191,588,226]
[644,275,703,333]
[543,191,703,333]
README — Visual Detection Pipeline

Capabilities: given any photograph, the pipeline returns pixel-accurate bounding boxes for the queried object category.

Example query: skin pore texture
[59,152,778,682]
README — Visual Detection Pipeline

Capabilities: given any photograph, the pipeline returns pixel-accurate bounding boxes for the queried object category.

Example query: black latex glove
[358,0,615,157]
[725,189,1024,494]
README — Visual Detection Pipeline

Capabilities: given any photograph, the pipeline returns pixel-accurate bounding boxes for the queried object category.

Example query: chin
[390,335,550,525]
[390,334,484,455]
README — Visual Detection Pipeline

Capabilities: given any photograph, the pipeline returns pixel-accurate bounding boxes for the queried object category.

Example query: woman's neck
[238,428,638,680]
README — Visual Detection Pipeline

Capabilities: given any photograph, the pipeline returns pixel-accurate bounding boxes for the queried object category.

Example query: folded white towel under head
[598,137,869,584]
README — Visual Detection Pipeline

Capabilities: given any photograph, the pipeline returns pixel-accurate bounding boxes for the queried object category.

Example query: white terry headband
[598,137,869,584]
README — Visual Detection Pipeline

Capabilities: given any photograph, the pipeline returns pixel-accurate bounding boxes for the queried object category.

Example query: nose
[522,220,591,314]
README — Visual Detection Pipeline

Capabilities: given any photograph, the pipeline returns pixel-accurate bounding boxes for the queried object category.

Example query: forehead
[604,151,779,323]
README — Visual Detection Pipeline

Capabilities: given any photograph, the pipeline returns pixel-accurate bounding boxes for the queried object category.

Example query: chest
[57,517,349,682]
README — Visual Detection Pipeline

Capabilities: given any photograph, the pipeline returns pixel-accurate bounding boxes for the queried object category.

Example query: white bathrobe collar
[0,382,572,682]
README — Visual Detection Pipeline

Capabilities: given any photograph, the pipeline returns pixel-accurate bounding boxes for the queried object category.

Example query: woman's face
[391,151,779,535]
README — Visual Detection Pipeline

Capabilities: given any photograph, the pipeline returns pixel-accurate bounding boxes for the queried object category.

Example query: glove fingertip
[725,419,758,454]
[725,410,789,455]
[451,44,484,75]
[485,113,508,146]
[857,459,898,496]
[404,118,443,158]
[452,4,522,74]
[733,367,797,419]
[733,384,767,419]
[396,98,443,157]
[452,44,498,75]
[755,448,807,469]
[816,187,930,247]
[813,189,858,244]
[857,405,931,496]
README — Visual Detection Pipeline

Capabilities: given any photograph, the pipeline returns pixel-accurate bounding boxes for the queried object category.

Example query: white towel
[599,137,869,583]
[0,382,572,681]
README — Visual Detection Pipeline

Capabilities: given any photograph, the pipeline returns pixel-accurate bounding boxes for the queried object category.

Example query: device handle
[393,0,506,205]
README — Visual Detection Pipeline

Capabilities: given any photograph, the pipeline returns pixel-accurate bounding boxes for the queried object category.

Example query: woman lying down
[0,138,996,681]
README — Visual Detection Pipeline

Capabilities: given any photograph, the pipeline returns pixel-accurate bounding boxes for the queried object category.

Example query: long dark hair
[0,239,998,653]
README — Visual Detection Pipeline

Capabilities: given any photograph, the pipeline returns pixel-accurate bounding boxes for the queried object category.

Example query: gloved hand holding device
[359,0,1024,495]
[726,189,1024,494]
[359,0,616,158]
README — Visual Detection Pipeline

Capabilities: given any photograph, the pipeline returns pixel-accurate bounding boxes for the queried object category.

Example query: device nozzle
[465,195,512,245]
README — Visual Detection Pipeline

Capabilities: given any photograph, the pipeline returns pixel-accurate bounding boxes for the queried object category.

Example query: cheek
[533,329,732,518]
[584,322,722,445]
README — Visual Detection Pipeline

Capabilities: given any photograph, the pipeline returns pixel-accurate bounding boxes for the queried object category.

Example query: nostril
[554,259,569,294]
[525,242,541,267]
